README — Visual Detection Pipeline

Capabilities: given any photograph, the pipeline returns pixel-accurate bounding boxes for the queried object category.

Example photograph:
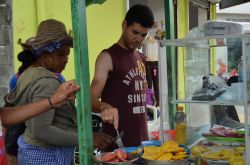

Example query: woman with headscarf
[0,80,79,165]
[6,39,67,165]
[5,19,114,164]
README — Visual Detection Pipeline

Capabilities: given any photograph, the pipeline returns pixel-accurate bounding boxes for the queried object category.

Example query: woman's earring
[49,57,53,66]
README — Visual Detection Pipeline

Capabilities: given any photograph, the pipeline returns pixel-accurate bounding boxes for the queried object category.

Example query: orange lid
[177,106,184,111]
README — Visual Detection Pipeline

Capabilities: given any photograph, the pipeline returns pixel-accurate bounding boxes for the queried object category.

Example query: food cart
[158,20,250,164]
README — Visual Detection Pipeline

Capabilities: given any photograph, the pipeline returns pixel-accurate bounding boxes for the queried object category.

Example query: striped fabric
[17,137,75,165]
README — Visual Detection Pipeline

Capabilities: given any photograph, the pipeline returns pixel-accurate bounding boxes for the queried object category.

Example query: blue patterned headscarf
[21,19,73,57]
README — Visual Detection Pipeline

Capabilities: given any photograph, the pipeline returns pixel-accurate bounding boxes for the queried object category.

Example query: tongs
[115,129,125,148]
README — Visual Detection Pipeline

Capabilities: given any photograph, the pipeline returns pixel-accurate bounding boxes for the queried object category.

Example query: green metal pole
[164,0,176,129]
[70,1,93,165]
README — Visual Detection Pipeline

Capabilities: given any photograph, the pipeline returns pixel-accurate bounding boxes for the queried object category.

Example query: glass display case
[159,21,250,164]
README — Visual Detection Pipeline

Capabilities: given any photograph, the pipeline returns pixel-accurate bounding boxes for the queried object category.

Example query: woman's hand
[50,80,80,107]
[93,132,115,150]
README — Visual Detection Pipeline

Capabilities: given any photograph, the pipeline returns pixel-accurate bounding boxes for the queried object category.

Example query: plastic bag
[192,75,228,101]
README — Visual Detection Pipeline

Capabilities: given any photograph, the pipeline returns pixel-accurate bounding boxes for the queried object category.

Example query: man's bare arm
[90,51,119,129]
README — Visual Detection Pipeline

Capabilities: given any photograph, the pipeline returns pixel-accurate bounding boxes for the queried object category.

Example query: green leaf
[86,0,106,7]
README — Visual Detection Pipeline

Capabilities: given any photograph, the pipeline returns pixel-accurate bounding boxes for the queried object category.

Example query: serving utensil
[115,129,125,148]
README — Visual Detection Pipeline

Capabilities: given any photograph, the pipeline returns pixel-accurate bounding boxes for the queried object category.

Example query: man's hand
[100,103,119,129]
[51,80,80,107]
[93,132,115,150]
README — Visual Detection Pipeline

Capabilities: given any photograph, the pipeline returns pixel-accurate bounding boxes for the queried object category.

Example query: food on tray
[171,154,188,160]
[190,145,209,156]
[130,147,142,157]
[136,147,143,154]
[229,156,245,165]
[142,146,163,160]
[203,149,234,160]
[142,141,189,161]
[190,145,245,164]
[197,140,218,146]
[161,140,180,152]
[115,149,127,161]
[175,151,187,155]
[202,127,244,138]
[95,149,134,163]
[234,146,245,155]
[156,153,172,160]
[99,152,117,162]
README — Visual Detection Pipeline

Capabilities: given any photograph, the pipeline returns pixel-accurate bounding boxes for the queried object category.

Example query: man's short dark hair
[125,4,154,28]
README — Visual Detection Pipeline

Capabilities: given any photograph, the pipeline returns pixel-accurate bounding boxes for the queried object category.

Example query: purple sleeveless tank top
[102,44,149,147]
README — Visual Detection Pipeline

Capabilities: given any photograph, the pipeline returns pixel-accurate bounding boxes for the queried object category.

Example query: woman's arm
[28,78,77,146]
[0,80,79,126]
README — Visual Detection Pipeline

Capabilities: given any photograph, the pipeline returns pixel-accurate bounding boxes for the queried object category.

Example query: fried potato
[142,151,164,160]
[229,156,245,165]
[156,153,173,161]
[142,141,190,161]
[191,145,209,156]
[172,154,188,160]
[203,152,221,160]
[161,141,179,149]
[161,141,179,152]
[175,151,187,155]
[142,146,164,160]
[234,147,245,156]
[143,146,162,154]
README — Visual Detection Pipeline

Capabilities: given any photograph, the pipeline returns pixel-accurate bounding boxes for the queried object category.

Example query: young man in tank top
[91,4,154,148]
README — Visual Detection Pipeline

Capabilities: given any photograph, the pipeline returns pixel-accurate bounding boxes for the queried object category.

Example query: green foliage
[86,0,106,7]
